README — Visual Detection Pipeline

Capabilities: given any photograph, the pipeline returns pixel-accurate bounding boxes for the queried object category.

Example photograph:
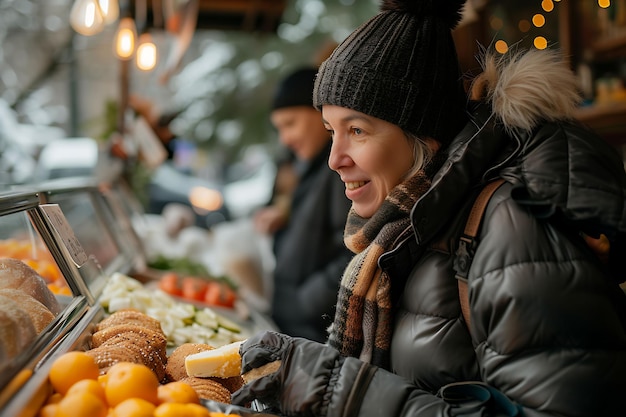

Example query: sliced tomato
[158,272,183,296]
[181,277,209,301]
[203,281,236,308]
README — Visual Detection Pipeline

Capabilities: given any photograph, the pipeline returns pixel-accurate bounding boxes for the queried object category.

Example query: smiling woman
[229,0,626,416]
[323,105,415,218]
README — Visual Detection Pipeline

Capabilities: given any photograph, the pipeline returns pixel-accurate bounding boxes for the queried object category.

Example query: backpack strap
[455,179,506,329]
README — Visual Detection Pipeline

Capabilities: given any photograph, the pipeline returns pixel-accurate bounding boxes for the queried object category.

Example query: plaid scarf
[328,170,433,368]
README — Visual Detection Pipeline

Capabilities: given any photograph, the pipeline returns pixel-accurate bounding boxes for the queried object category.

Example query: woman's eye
[326,129,335,137]
[352,127,363,135]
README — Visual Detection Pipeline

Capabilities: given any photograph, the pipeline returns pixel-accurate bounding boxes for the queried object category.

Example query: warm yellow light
[541,0,554,12]
[598,0,611,8]
[98,0,119,24]
[534,36,548,50]
[114,18,136,60]
[495,40,509,54]
[490,16,504,31]
[70,0,105,36]
[532,14,546,27]
[189,187,223,212]
[518,19,531,33]
[136,34,157,71]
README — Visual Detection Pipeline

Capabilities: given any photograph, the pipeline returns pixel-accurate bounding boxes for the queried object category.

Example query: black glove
[232,330,345,416]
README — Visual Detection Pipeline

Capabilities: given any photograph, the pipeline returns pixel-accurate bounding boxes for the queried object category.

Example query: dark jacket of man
[271,142,352,342]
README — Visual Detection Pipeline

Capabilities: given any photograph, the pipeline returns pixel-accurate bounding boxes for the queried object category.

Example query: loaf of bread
[86,309,168,382]
[0,258,62,366]
[179,376,232,403]
[0,289,55,333]
[0,258,62,315]
[0,293,37,362]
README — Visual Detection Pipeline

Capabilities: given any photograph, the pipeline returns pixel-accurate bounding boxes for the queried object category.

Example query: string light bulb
[114,17,137,60]
[70,0,105,36]
[98,0,119,25]
[136,33,157,71]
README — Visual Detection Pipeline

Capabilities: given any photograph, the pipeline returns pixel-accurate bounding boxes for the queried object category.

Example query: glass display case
[0,177,278,416]
[36,178,136,302]
[0,190,91,412]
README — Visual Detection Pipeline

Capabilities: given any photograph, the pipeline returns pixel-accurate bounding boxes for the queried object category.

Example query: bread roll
[179,376,232,403]
[166,343,214,382]
[241,360,281,384]
[0,258,61,315]
[0,289,55,333]
[87,310,169,382]
[96,308,163,333]
[0,294,37,360]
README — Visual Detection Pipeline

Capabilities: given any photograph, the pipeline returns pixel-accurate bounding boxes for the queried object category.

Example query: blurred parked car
[34,137,99,181]
[148,162,230,229]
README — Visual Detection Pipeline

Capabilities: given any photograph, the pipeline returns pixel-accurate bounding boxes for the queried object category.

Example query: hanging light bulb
[70,0,105,36]
[98,0,119,25]
[114,17,137,60]
[136,33,157,71]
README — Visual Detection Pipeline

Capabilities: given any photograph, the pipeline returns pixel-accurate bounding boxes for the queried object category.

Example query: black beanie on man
[272,67,318,111]
[313,0,468,147]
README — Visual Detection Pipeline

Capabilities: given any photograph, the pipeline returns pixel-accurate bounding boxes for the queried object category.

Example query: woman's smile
[345,181,368,190]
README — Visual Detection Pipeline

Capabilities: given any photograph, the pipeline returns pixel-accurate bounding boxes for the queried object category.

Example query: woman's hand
[232,331,344,416]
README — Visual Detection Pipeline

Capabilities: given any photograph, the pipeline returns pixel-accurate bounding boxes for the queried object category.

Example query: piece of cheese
[185,340,244,378]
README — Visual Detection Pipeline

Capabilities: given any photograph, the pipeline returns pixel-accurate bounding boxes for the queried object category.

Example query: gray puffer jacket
[285,50,626,416]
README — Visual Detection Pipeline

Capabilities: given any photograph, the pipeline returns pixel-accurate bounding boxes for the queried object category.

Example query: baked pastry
[0,294,37,359]
[0,258,61,315]
[0,289,55,333]
[91,324,167,354]
[85,344,145,373]
[166,343,214,382]
[179,376,232,404]
[87,310,168,382]
[96,308,163,333]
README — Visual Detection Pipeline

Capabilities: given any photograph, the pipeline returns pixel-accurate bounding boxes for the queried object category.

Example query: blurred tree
[143,0,378,169]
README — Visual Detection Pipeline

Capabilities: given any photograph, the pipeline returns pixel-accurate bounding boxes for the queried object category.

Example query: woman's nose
[328,138,347,171]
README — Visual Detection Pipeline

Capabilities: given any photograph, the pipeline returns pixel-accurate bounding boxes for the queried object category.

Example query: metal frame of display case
[0,190,92,412]
[33,177,145,302]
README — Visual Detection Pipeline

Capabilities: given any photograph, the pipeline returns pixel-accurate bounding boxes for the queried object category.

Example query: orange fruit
[48,351,100,395]
[154,402,211,417]
[45,392,63,405]
[104,362,159,407]
[66,378,107,403]
[98,373,109,387]
[55,391,108,417]
[157,381,200,404]
[111,398,156,417]
[38,403,59,417]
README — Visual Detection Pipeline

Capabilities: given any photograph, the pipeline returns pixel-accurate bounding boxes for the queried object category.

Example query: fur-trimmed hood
[412,48,626,261]
[470,48,582,133]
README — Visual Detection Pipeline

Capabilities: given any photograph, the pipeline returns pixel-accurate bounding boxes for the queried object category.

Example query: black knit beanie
[313,0,468,147]
[272,67,318,110]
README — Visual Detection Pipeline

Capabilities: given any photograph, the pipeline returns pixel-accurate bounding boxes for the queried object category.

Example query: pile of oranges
[39,351,240,417]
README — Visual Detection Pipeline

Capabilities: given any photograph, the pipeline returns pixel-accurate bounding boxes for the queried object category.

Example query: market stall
[0,177,278,417]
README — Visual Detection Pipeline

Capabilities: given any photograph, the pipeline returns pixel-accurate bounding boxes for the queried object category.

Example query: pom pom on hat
[380,0,466,29]
[314,0,469,147]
